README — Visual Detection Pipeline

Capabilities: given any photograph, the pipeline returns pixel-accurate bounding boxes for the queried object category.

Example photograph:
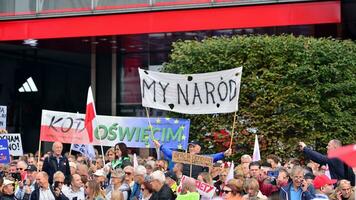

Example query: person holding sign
[153,139,232,179]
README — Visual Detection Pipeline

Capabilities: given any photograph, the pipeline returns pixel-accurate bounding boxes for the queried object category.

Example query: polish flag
[85,87,96,143]
[252,134,261,162]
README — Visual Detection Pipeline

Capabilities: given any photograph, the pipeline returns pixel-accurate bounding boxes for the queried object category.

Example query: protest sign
[40,110,190,149]
[139,67,242,114]
[0,133,23,156]
[0,106,6,129]
[0,139,10,164]
[177,176,215,198]
[71,144,96,160]
[172,151,213,168]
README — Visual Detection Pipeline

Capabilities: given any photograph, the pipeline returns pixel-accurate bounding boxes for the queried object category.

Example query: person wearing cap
[15,165,38,200]
[61,174,85,200]
[43,142,71,185]
[153,139,232,179]
[93,169,107,189]
[312,175,336,200]
[1,179,16,200]
[106,169,130,200]
[165,171,178,195]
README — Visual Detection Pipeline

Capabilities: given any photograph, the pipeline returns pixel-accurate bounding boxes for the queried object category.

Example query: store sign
[40,110,190,149]
[139,67,242,114]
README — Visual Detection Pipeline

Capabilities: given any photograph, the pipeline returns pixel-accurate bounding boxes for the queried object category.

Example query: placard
[0,133,23,156]
[0,106,6,129]
[172,151,213,168]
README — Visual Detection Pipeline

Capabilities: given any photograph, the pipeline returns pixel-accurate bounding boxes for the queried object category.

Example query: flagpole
[37,140,42,172]
[145,107,160,160]
[95,118,106,165]
[229,111,238,149]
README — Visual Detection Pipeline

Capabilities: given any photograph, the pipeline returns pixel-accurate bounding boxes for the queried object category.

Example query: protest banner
[138,67,242,114]
[172,151,213,168]
[0,106,6,129]
[0,139,10,164]
[0,133,24,156]
[71,144,96,160]
[177,175,216,198]
[40,110,190,149]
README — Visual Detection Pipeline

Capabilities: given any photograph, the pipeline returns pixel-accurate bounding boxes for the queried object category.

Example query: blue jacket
[279,182,315,200]
[160,144,225,178]
[129,182,141,200]
[303,147,355,185]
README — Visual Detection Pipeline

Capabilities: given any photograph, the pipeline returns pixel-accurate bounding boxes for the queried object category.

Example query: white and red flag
[85,87,96,143]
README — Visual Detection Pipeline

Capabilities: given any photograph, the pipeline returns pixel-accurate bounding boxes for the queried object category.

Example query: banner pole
[229,111,238,149]
[96,124,106,165]
[145,107,160,160]
[37,140,42,172]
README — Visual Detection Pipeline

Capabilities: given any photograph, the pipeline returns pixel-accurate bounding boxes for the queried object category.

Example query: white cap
[93,169,106,177]
[3,179,14,186]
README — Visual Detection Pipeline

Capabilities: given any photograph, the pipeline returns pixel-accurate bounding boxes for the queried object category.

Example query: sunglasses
[125,172,132,175]
[141,188,145,191]
[56,181,64,184]
[222,190,232,194]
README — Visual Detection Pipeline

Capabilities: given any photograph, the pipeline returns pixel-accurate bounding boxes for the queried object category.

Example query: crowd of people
[0,139,354,200]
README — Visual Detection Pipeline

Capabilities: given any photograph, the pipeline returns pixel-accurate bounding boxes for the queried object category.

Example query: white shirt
[39,186,55,200]
[62,185,85,200]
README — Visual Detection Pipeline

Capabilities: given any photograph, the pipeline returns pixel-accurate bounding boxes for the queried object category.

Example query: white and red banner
[40,110,190,149]
[178,175,216,198]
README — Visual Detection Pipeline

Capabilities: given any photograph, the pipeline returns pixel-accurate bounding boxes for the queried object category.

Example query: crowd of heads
[0,139,354,200]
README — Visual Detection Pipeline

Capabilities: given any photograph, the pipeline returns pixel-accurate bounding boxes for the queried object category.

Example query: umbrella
[328,144,356,167]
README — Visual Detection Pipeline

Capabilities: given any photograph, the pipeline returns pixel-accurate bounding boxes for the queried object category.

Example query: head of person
[197,172,213,185]
[37,161,44,171]
[17,160,28,177]
[134,165,147,184]
[111,170,125,186]
[173,163,183,174]
[95,158,104,169]
[2,179,14,196]
[8,164,16,174]
[249,161,260,179]
[267,155,280,169]
[150,170,165,192]
[155,159,168,171]
[71,174,83,189]
[260,162,272,180]
[284,158,301,173]
[223,183,243,200]
[36,171,50,189]
[276,168,289,187]
[336,180,352,199]
[181,177,197,194]
[141,181,154,197]
[110,190,124,200]
[76,163,89,177]
[93,169,106,185]
[243,178,260,198]
[313,175,336,195]
[304,172,315,186]
[27,157,36,166]
[219,169,229,183]
[240,154,252,165]
[114,143,128,159]
[327,139,342,154]
[123,166,134,183]
[69,162,77,175]
[105,148,116,162]
[53,171,65,189]
[165,171,177,186]
[85,180,102,198]
[52,142,63,157]
[290,165,305,188]
[25,165,38,183]
[145,163,154,175]
[188,141,201,155]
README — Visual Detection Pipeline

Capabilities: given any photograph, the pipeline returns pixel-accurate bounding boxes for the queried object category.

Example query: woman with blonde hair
[85,180,106,200]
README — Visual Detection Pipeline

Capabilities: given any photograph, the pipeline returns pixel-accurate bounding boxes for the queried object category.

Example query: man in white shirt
[62,174,85,200]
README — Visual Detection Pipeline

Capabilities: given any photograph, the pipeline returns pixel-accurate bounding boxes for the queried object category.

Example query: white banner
[0,106,7,129]
[139,67,242,114]
[71,144,96,160]
[0,133,23,156]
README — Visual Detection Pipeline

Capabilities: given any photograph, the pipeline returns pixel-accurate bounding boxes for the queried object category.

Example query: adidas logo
[18,77,38,92]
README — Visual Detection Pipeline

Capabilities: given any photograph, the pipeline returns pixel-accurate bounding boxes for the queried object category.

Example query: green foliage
[163,35,356,161]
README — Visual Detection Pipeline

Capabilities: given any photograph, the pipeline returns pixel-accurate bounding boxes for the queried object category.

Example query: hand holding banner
[139,67,242,114]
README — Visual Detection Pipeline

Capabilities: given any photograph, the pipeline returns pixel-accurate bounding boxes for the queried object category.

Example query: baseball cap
[165,171,178,182]
[313,175,337,189]
[93,169,106,177]
[188,140,200,146]
[3,179,14,186]
[25,165,37,172]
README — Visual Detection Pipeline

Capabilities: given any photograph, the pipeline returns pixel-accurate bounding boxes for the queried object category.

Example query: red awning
[0,1,341,41]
